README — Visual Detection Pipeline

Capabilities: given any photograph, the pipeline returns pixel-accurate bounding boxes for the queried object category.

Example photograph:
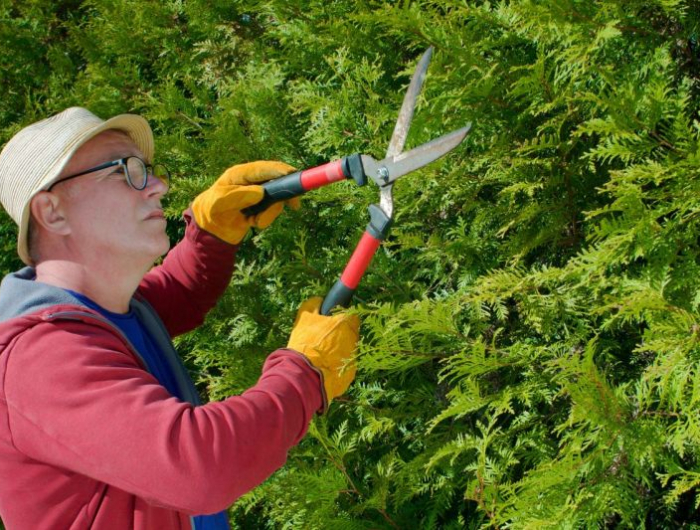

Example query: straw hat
[0,107,154,265]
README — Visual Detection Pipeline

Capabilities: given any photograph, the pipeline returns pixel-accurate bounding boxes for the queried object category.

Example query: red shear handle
[321,232,380,315]
[300,160,346,189]
[242,154,367,216]
[341,232,382,288]
[321,205,393,315]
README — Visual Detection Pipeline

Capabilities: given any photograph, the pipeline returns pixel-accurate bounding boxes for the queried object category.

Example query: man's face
[53,130,170,267]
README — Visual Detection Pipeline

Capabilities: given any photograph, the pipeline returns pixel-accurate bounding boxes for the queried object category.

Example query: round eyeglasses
[46,156,170,193]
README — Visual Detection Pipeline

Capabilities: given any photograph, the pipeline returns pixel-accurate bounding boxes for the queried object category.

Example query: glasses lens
[125,157,147,190]
[153,164,170,192]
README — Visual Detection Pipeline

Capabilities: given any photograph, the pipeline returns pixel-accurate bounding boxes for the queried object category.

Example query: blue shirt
[66,290,230,530]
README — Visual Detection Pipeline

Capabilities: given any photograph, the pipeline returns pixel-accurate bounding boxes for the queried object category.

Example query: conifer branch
[177,111,203,131]
[4,1,700,527]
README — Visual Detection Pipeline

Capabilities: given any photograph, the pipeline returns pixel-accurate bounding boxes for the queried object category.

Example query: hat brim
[17,113,154,266]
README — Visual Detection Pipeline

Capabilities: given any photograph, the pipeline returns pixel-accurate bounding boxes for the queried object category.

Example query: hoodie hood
[0,267,85,323]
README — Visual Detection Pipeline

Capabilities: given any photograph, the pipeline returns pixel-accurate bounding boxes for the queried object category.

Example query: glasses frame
[46,156,170,192]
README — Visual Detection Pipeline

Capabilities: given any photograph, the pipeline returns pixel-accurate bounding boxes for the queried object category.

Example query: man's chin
[141,234,171,264]
[155,236,171,258]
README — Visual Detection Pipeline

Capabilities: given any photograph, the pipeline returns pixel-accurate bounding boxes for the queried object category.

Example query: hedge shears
[243,48,471,314]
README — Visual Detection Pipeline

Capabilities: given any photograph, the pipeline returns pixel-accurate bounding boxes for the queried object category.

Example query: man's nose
[144,173,168,197]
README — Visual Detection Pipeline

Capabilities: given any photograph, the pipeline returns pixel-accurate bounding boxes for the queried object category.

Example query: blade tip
[417,46,433,65]
[456,123,472,143]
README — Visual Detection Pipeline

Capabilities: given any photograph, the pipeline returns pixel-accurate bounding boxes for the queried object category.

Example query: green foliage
[4,0,700,527]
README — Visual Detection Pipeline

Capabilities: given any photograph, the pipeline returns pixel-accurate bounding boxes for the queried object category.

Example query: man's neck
[35,259,144,314]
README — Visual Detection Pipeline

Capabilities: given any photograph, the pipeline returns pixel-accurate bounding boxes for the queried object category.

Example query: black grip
[321,280,355,315]
[242,171,305,216]
[343,154,367,186]
[366,204,393,240]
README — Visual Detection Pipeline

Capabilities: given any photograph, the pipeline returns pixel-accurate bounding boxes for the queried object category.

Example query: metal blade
[386,47,433,159]
[364,124,472,187]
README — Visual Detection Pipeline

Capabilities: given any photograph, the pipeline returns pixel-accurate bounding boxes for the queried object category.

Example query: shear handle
[321,204,392,315]
[242,154,367,216]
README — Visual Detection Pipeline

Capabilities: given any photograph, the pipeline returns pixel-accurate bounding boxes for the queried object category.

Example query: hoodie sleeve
[137,209,237,338]
[2,321,322,515]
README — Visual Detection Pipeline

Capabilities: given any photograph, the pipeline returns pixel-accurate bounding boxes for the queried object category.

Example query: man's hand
[192,161,300,245]
[288,297,359,411]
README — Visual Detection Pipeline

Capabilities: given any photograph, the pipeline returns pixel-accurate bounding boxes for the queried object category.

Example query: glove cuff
[282,348,330,414]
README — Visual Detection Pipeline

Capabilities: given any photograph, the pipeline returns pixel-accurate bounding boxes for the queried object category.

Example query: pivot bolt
[377,166,390,185]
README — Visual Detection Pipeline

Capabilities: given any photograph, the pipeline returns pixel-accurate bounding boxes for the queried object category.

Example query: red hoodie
[0,212,322,529]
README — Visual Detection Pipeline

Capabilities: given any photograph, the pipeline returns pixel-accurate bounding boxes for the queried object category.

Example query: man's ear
[29,192,70,236]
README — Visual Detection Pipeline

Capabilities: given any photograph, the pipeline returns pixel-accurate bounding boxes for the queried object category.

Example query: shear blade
[386,47,433,159]
[364,124,471,187]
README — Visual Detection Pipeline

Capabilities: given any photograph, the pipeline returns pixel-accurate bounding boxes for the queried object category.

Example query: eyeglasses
[46,156,170,193]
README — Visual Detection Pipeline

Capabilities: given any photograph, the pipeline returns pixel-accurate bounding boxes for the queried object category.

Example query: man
[0,107,358,529]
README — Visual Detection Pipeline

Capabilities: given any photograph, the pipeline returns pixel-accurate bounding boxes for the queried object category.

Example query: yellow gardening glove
[191,161,300,244]
[288,297,360,411]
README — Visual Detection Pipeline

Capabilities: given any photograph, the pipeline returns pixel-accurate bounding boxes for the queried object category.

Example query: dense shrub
[3,0,700,527]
